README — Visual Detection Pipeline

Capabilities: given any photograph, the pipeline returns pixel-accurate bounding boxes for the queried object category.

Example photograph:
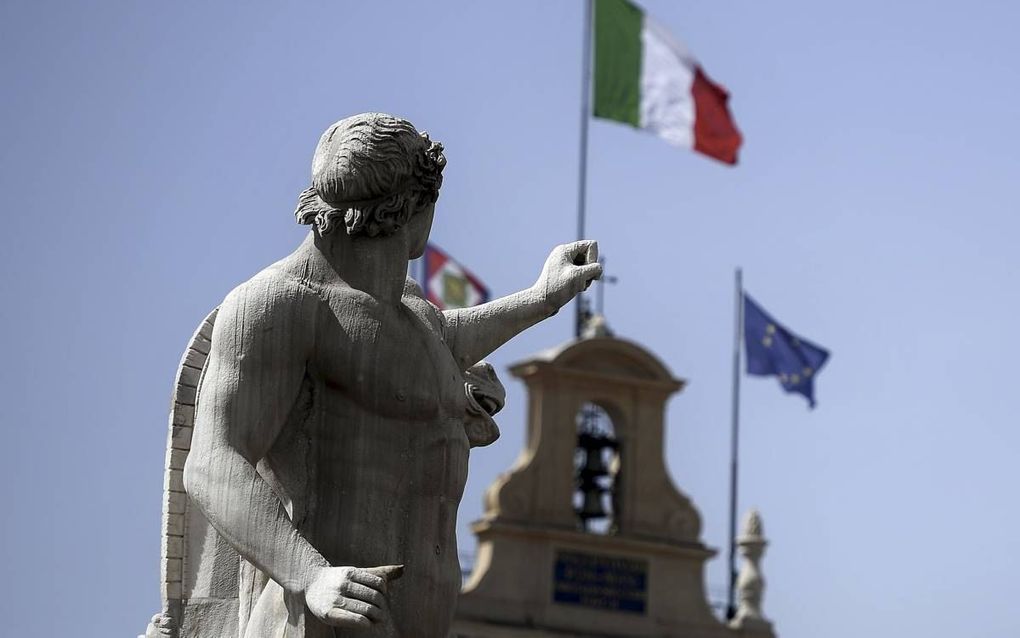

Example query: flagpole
[727,267,743,620]
[574,0,593,338]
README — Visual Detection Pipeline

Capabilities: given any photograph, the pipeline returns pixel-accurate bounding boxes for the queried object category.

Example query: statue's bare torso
[234,253,469,637]
[189,237,599,638]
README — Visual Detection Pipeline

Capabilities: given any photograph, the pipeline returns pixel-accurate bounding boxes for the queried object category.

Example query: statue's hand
[533,241,602,313]
[306,564,403,629]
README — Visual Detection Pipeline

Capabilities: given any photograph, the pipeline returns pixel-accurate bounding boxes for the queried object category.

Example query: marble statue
[142,113,601,638]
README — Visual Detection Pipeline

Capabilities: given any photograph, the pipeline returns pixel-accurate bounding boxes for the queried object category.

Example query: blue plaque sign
[552,550,648,614]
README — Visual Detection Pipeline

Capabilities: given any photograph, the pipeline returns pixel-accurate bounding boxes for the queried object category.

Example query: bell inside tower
[573,402,620,534]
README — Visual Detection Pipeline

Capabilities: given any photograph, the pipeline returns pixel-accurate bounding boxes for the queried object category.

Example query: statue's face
[407,201,435,260]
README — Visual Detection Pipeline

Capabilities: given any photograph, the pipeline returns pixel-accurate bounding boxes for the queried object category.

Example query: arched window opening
[573,402,620,534]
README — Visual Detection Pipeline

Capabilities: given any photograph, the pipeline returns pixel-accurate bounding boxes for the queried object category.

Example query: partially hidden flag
[743,293,830,408]
[420,243,490,310]
[593,0,743,164]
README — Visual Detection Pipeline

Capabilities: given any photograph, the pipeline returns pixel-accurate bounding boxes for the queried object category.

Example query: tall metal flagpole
[727,267,744,619]
[574,0,593,338]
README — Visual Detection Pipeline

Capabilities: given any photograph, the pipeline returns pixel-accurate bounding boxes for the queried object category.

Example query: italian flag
[593,0,742,165]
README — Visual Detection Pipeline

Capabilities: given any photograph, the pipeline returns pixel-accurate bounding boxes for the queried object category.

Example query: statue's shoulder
[402,275,448,337]
[218,264,320,327]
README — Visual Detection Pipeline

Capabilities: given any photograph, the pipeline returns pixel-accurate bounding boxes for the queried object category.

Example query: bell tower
[454,335,754,637]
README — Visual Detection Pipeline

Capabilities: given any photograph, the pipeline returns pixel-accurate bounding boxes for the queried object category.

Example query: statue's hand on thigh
[305,564,404,630]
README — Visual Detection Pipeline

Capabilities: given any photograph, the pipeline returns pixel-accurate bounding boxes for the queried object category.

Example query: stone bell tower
[453,335,769,637]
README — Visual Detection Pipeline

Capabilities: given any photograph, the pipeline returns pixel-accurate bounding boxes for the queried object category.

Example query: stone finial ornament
[730,509,773,632]
[140,113,601,638]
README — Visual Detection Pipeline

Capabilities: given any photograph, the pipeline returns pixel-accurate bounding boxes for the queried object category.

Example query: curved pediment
[510,336,684,391]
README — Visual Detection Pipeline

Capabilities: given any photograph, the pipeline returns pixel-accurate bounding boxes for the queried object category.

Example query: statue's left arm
[443,240,601,370]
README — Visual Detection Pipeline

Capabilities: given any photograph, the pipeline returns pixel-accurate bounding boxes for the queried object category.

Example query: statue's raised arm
[444,240,602,370]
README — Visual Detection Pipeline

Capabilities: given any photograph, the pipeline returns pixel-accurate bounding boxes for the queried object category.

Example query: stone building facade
[451,335,775,638]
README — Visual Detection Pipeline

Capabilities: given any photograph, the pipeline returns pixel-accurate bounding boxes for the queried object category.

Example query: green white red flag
[593,0,743,164]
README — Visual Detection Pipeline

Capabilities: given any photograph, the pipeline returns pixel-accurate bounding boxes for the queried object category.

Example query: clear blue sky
[2,1,1018,636]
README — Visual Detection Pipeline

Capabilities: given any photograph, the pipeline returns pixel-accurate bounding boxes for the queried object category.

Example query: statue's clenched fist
[533,240,603,313]
[306,564,404,629]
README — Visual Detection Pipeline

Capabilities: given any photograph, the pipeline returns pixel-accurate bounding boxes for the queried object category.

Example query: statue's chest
[311,297,465,420]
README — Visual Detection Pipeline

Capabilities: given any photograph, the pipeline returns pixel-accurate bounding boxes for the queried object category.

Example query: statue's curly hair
[295,113,446,237]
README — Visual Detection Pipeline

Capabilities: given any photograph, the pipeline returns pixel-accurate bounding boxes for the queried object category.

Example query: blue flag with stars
[743,293,830,408]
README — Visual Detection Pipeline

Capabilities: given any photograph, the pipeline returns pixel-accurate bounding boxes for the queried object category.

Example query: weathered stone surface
[174,384,196,406]
[182,349,206,370]
[164,490,186,515]
[161,579,181,601]
[161,534,183,558]
[162,469,183,494]
[164,511,184,537]
[169,424,191,449]
[143,113,601,638]
[189,337,211,356]
[171,405,194,427]
[177,364,202,388]
[167,448,187,471]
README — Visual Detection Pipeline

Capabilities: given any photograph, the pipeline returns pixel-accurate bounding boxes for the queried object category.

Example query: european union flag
[743,293,830,408]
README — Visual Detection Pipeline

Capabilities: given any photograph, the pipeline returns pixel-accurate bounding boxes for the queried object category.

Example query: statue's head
[295,113,447,238]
